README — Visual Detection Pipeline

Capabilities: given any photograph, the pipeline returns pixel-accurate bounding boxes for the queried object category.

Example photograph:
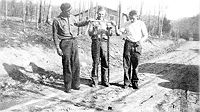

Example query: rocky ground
[0,20,199,112]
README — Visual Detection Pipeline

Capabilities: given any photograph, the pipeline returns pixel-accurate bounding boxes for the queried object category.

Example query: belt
[61,37,75,40]
[58,35,75,40]
[92,38,107,42]
[125,39,138,44]
[125,40,140,47]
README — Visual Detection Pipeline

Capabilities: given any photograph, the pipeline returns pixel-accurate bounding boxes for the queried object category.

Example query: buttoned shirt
[120,20,148,42]
[52,14,89,47]
[52,15,89,38]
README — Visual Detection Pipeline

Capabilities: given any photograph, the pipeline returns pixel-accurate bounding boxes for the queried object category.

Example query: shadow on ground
[2,62,110,111]
[3,62,91,91]
[138,63,199,92]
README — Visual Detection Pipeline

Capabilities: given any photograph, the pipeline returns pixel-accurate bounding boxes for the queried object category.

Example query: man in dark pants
[88,7,113,87]
[113,10,148,89]
[52,3,89,93]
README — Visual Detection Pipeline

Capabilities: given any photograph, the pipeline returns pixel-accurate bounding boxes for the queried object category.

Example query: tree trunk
[118,1,121,29]
[87,0,90,18]
[5,0,7,20]
[42,0,46,23]
[148,11,151,34]
[77,0,81,35]
[23,0,27,31]
[139,0,144,19]
[45,0,52,24]
[36,1,39,29]
[160,15,164,36]
[25,0,29,22]
[157,5,161,36]
[38,0,42,24]
[90,0,93,17]
[95,2,98,18]
[81,1,85,34]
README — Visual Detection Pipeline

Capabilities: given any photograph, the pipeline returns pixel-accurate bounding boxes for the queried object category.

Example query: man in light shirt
[112,10,148,89]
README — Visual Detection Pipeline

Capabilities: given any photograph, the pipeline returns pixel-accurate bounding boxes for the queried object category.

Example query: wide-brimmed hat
[129,10,138,16]
[60,3,72,12]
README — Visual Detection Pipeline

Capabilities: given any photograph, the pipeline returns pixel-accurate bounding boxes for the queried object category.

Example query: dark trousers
[123,40,142,86]
[60,39,80,91]
[91,39,108,84]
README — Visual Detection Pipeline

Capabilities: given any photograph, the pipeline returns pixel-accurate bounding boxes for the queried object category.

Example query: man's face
[62,10,70,17]
[97,10,106,20]
[129,14,138,22]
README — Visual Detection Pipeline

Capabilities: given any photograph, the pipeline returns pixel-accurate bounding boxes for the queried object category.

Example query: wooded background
[0,0,199,41]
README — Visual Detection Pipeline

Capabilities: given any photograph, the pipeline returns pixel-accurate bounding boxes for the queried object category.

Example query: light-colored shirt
[120,20,148,42]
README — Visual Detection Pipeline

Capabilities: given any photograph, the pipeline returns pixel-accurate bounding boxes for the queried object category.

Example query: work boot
[64,89,72,93]
[128,83,132,87]
[101,71,109,87]
[123,84,130,89]
[90,77,98,87]
[101,82,110,87]
[123,81,132,89]
[72,86,80,90]
[132,81,139,89]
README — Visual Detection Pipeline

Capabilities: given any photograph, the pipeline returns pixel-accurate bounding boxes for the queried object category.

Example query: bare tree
[77,0,82,35]
[157,4,161,36]
[42,0,46,22]
[28,1,35,22]
[118,0,121,29]
[25,0,30,22]
[160,5,168,36]
[5,0,7,20]
[45,0,52,24]
[23,0,27,31]
[95,1,98,18]
[157,3,167,37]
[36,1,39,29]
[87,0,90,18]
[148,10,151,34]
[38,0,42,23]
[139,0,144,19]
[89,0,94,17]
[10,0,16,17]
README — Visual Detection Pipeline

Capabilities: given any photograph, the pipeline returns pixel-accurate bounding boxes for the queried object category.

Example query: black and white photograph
[0,0,199,111]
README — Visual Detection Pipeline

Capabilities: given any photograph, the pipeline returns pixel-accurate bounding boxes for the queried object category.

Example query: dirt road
[0,41,199,112]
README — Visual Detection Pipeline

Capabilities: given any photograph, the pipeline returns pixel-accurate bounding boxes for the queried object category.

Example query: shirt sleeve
[117,21,131,35]
[73,16,89,27]
[52,19,60,49]
[141,21,148,39]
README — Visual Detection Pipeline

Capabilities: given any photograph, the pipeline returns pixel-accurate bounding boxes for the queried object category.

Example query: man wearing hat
[52,3,90,93]
[112,10,148,89]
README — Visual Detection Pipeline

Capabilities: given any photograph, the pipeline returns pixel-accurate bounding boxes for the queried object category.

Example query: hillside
[0,19,194,112]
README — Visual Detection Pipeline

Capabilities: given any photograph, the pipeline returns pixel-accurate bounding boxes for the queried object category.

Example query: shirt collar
[58,14,70,20]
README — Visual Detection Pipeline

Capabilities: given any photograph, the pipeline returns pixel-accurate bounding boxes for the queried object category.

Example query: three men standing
[52,2,148,92]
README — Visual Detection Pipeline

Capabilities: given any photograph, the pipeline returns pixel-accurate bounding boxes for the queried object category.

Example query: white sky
[33,0,200,20]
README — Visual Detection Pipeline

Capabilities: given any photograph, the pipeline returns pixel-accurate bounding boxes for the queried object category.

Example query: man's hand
[110,21,117,27]
[88,18,95,23]
[56,48,63,56]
